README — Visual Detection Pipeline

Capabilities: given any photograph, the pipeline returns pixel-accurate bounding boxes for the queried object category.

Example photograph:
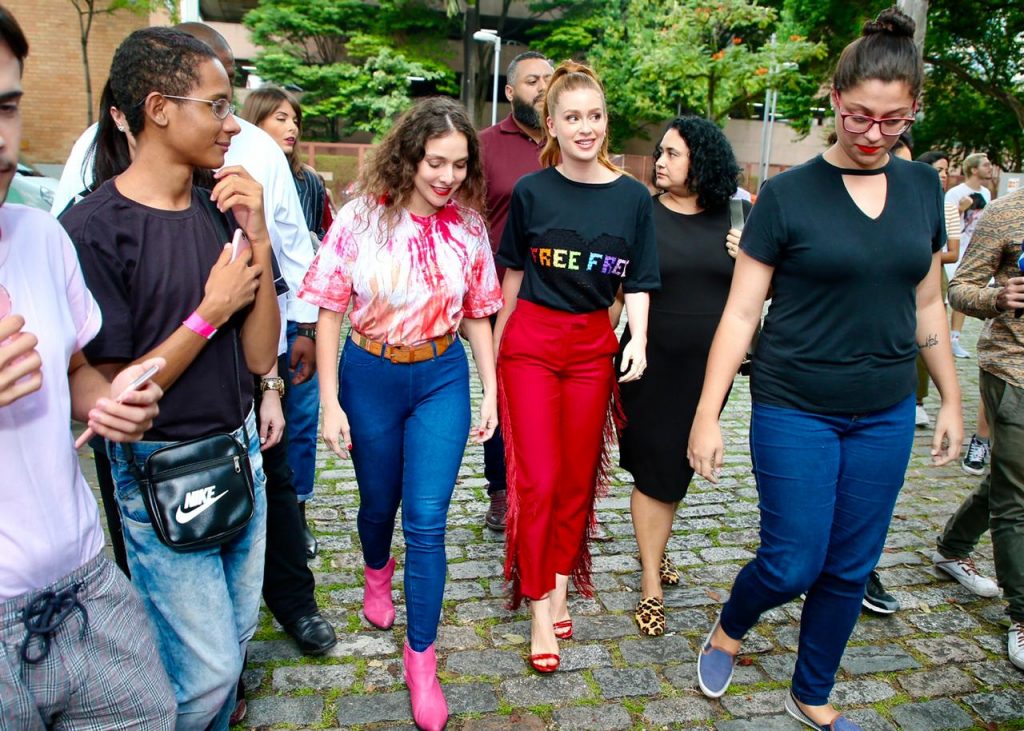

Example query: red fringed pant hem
[497,300,624,609]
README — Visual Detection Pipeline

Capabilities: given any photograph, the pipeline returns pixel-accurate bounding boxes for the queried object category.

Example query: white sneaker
[915,404,931,428]
[932,551,1000,597]
[1010,622,1024,670]
[951,337,972,358]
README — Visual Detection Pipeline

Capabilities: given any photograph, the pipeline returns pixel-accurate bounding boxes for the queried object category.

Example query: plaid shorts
[0,553,176,730]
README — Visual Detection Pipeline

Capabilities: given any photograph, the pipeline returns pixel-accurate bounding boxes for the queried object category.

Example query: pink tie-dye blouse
[299,196,503,345]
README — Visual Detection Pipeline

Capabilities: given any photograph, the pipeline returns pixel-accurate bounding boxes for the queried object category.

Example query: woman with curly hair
[493,60,659,673]
[611,116,745,637]
[299,96,502,731]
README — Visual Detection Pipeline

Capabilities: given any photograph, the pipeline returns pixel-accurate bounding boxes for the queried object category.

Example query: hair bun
[863,6,915,39]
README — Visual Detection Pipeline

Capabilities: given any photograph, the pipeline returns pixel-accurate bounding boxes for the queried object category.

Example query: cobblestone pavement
[81,320,1024,730]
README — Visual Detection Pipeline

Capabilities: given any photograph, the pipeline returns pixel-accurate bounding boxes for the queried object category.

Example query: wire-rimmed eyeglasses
[138,94,235,120]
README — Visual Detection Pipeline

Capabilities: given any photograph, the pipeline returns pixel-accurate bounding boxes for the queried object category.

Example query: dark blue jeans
[339,336,470,652]
[720,394,915,705]
[285,321,320,502]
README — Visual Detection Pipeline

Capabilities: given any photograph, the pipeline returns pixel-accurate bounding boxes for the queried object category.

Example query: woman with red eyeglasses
[688,7,962,729]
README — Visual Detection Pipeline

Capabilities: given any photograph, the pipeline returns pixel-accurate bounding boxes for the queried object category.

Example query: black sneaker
[962,434,990,476]
[862,570,900,614]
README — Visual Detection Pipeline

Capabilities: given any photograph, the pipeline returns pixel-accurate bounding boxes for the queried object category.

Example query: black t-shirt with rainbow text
[496,167,660,313]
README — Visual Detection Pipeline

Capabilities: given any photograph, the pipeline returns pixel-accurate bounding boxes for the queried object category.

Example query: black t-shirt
[59,180,254,441]
[496,167,660,313]
[742,154,945,414]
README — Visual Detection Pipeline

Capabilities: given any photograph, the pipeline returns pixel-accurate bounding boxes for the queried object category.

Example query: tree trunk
[75,1,96,127]
[707,71,715,120]
[81,37,93,126]
[898,0,928,55]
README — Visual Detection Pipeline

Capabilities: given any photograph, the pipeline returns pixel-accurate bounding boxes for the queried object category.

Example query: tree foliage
[244,0,459,139]
[528,0,822,146]
[778,0,1024,169]
[67,0,177,125]
[918,0,1024,169]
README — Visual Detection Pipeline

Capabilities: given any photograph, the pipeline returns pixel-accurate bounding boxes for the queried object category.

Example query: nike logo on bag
[175,486,228,524]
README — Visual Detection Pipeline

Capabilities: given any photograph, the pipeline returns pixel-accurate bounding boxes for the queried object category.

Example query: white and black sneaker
[863,571,900,614]
[962,434,990,476]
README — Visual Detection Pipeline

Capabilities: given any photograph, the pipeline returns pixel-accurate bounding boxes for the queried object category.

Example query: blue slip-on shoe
[696,616,736,698]
[785,690,863,730]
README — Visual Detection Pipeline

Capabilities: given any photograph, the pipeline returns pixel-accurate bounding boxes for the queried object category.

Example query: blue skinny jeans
[339,336,470,652]
[720,394,915,705]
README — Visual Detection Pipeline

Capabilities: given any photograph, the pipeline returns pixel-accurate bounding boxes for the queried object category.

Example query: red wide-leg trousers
[498,300,620,607]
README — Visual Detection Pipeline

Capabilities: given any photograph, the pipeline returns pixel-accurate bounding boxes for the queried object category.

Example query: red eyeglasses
[834,93,916,137]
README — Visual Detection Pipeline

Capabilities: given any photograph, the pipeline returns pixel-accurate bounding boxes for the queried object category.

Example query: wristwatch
[297,325,317,341]
[260,376,285,396]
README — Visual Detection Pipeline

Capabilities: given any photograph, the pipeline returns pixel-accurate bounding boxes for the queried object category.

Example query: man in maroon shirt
[479,51,552,531]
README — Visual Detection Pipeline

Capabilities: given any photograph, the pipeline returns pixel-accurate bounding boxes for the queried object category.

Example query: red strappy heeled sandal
[529,653,560,673]
[553,619,573,640]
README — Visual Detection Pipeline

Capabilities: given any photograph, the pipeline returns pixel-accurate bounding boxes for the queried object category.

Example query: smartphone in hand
[729,199,748,231]
[230,228,251,263]
[74,363,161,449]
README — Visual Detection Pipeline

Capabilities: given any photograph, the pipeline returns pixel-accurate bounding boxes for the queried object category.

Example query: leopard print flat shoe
[635,596,666,636]
[660,555,680,586]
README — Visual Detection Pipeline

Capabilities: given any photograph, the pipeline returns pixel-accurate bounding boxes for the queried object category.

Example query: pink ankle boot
[363,557,396,629]
[403,641,448,731]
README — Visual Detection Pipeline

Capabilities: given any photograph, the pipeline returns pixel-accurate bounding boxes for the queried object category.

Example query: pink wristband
[183,311,218,340]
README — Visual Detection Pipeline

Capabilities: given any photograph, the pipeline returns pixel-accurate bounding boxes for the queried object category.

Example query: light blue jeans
[107,408,267,731]
[285,320,320,502]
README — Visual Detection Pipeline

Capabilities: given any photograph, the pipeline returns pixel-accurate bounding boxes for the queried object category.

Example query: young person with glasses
[59,28,279,730]
[688,7,961,729]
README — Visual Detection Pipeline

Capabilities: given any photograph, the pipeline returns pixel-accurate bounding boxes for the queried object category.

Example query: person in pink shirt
[0,6,173,727]
[300,96,501,731]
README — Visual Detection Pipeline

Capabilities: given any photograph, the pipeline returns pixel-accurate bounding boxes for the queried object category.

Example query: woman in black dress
[614,117,745,636]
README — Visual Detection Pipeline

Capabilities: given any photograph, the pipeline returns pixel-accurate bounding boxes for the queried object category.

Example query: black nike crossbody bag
[120,198,255,552]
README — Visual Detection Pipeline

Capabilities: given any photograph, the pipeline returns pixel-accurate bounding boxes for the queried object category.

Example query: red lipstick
[856,145,881,154]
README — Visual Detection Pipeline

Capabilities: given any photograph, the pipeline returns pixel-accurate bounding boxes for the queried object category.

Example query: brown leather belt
[350,331,456,364]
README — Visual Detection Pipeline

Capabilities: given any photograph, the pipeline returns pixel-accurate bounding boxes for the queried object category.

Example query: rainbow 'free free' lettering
[530,246,630,277]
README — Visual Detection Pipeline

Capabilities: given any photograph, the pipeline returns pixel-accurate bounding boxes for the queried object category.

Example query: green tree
[244,0,459,139]
[779,0,1024,168]
[67,0,177,126]
[772,0,886,133]
[529,0,822,146]
[920,0,1024,169]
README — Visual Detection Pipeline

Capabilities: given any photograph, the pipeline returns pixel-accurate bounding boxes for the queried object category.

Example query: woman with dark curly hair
[611,116,745,636]
[300,96,501,731]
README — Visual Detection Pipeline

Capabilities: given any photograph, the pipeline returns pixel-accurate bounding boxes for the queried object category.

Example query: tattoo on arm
[918,333,939,349]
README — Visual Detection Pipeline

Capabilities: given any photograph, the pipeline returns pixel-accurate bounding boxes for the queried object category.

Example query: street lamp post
[757,36,798,189]
[473,29,501,127]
